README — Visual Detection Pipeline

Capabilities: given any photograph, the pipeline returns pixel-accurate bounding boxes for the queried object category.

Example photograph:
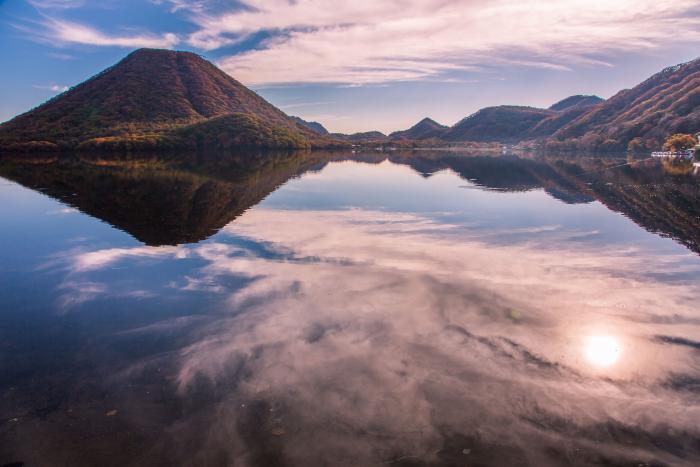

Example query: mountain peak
[390,117,448,140]
[126,47,188,57]
[0,49,340,151]
[443,106,555,143]
[120,48,210,67]
[416,117,441,126]
[549,95,604,111]
[291,116,329,135]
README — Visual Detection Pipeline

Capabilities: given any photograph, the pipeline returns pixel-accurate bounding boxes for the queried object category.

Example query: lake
[0,151,699,466]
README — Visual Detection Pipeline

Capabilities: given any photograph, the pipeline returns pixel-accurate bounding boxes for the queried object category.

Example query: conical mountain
[390,117,448,140]
[0,49,339,151]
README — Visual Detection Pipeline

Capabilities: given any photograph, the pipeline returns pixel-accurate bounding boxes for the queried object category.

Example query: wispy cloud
[34,83,69,92]
[16,0,700,84]
[18,17,179,49]
[150,0,210,14]
[33,83,69,92]
[116,207,700,463]
[56,280,107,309]
[177,0,700,85]
[50,200,700,462]
[71,245,189,272]
[27,0,85,9]
[47,206,77,214]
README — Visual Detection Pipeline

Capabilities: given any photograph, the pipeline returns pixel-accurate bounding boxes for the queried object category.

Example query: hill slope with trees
[547,58,700,151]
[442,106,556,143]
[0,49,341,152]
[389,118,448,140]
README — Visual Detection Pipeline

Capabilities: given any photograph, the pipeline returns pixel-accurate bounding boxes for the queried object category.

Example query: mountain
[0,49,341,152]
[374,58,699,148]
[431,56,699,148]
[4,48,695,152]
[549,58,700,150]
[330,131,389,142]
[548,95,603,111]
[291,116,329,135]
[438,55,699,148]
[525,107,592,138]
[526,96,604,138]
[443,106,555,143]
[390,118,448,140]
[441,96,605,143]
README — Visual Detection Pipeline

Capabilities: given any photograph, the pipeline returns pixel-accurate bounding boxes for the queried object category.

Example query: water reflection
[0,151,700,466]
[584,335,621,368]
[33,206,699,465]
[0,151,328,245]
[1,151,699,252]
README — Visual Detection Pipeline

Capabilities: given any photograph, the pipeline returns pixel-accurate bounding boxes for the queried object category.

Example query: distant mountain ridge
[442,106,556,143]
[382,58,698,150]
[331,131,389,142]
[548,95,604,111]
[389,118,448,140]
[291,116,329,135]
[0,49,342,151]
[385,95,606,144]
[1,49,697,153]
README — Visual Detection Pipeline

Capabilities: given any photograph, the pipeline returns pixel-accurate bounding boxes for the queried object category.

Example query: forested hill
[0,49,342,152]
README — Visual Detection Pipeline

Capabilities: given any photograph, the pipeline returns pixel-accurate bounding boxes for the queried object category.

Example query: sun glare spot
[584,335,621,367]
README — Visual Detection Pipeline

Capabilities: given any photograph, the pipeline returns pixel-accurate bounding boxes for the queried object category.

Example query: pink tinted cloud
[181,0,700,84]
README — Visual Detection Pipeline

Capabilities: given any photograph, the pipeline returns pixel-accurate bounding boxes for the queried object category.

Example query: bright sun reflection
[584,335,621,367]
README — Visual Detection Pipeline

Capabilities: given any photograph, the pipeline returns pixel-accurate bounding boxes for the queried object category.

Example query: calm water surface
[0,151,699,466]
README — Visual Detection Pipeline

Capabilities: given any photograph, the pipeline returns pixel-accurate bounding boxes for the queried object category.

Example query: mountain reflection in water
[1,151,699,251]
[0,151,699,467]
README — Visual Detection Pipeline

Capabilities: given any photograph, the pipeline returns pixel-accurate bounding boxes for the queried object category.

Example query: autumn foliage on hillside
[0,49,342,152]
[662,133,698,151]
[389,118,448,140]
[546,58,700,152]
[443,106,555,143]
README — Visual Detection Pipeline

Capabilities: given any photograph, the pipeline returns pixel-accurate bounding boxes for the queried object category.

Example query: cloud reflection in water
[60,206,700,465]
[584,335,621,368]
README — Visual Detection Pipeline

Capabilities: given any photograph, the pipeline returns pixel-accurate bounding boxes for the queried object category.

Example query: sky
[1,0,700,133]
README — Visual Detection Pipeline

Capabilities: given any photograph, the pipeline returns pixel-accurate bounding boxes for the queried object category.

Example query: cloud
[50,204,700,463]
[46,206,77,214]
[33,83,69,92]
[18,0,700,84]
[150,0,209,13]
[71,245,189,272]
[180,0,700,85]
[117,207,700,464]
[20,18,179,49]
[27,0,85,9]
[56,280,107,309]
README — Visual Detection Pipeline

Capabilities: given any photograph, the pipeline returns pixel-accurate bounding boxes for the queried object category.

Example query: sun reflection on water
[584,335,621,367]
